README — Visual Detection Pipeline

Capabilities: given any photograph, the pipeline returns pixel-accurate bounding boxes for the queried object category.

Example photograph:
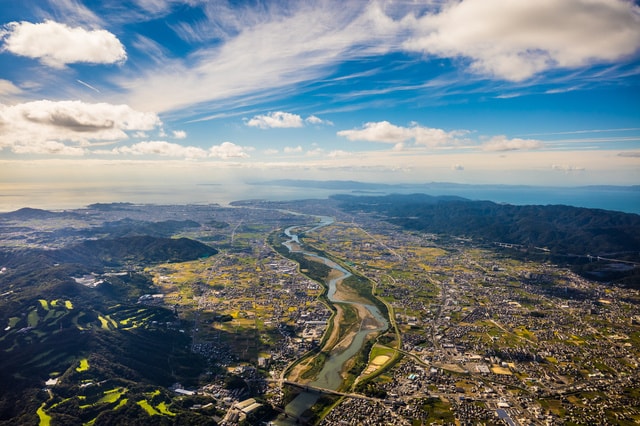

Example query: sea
[0,181,638,215]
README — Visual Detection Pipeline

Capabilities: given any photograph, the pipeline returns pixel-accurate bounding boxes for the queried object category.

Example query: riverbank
[274,214,391,423]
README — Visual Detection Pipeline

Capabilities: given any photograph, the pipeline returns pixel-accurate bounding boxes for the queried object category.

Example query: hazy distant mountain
[256,179,640,192]
[254,179,397,190]
[334,193,640,286]
[0,207,78,220]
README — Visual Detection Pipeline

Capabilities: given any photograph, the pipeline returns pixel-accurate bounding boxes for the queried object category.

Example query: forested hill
[333,194,640,256]
[63,235,218,266]
[0,236,218,271]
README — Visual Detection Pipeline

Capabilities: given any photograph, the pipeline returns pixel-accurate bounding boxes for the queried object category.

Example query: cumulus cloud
[482,135,544,151]
[305,115,333,126]
[112,141,207,159]
[12,140,85,156]
[0,100,161,155]
[307,147,325,156]
[101,140,251,160]
[328,150,351,158]
[1,20,127,68]
[337,121,465,147]
[402,0,640,81]
[246,111,303,129]
[172,130,187,139]
[209,141,251,159]
[284,145,303,153]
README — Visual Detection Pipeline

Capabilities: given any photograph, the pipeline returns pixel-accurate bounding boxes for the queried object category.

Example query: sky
[1,0,639,197]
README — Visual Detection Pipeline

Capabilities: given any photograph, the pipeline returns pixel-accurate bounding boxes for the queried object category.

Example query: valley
[0,197,639,425]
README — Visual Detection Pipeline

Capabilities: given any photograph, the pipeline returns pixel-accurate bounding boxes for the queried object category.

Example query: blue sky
[0,0,639,190]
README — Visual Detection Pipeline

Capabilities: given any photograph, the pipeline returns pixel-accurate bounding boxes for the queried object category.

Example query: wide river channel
[275,214,389,424]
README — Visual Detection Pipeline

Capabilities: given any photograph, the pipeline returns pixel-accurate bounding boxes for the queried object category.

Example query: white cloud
[307,148,325,156]
[246,112,334,129]
[12,140,85,156]
[172,130,187,139]
[0,100,161,155]
[263,148,279,155]
[305,115,333,126]
[328,150,351,158]
[122,2,400,113]
[482,135,544,151]
[337,121,464,147]
[402,0,640,81]
[209,141,251,159]
[0,79,21,97]
[120,1,640,115]
[111,141,207,159]
[100,140,251,160]
[338,121,413,144]
[451,164,464,171]
[246,111,304,129]
[1,20,126,68]
[47,0,104,27]
[284,145,303,153]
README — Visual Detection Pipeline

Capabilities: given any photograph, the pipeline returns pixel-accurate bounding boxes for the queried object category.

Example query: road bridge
[281,380,389,404]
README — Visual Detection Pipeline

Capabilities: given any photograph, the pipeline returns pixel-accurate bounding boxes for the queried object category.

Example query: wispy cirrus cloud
[121,2,400,113]
[0,79,21,103]
[1,20,126,68]
[118,0,640,116]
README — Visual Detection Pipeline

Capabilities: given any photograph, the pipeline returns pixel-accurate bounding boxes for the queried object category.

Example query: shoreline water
[0,182,638,214]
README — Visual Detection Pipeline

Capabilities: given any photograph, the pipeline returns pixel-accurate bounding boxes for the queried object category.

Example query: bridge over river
[273,212,390,424]
[281,380,389,404]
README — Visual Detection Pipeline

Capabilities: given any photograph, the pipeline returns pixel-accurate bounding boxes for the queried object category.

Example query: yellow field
[136,400,159,416]
[37,403,51,426]
[76,358,89,372]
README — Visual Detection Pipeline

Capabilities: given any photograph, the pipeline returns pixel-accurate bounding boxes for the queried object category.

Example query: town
[141,200,640,425]
[2,200,638,425]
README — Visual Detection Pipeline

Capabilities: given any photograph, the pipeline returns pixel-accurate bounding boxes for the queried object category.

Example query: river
[275,214,389,424]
